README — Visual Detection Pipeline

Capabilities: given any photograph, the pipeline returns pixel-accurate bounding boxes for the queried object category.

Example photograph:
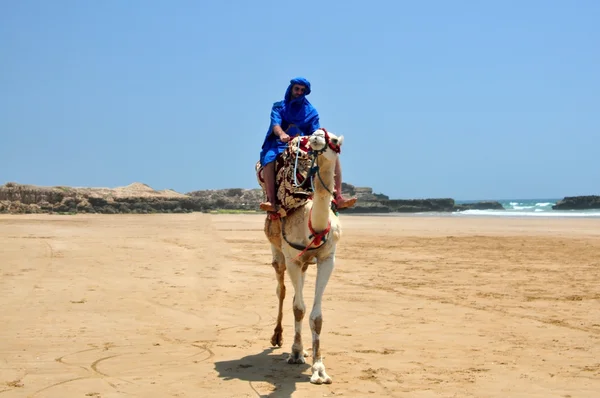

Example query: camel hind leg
[264,216,287,347]
[270,244,286,347]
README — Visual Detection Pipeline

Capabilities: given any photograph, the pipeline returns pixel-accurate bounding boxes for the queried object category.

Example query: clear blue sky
[1,0,598,200]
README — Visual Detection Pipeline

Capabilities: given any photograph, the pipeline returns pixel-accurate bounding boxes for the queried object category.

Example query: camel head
[308,129,343,162]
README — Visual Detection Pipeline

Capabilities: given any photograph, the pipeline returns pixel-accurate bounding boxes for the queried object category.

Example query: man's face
[290,84,306,99]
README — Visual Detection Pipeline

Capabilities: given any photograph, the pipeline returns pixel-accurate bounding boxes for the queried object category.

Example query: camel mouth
[308,136,327,152]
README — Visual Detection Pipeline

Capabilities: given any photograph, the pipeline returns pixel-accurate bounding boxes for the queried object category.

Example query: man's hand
[273,125,292,143]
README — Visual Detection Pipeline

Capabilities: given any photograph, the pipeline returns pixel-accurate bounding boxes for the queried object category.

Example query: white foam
[512,205,535,210]
[454,209,600,218]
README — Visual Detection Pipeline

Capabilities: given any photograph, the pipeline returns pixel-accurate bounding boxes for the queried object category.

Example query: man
[258,77,356,212]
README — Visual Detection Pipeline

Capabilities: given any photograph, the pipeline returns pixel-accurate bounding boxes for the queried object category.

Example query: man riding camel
[258,77,357,213]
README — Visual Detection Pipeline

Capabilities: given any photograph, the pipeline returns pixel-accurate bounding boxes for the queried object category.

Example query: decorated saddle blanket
[256,136,314,217]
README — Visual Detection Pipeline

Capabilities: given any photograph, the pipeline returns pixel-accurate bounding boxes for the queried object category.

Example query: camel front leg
[286,259,307,364]
[309,254,335,384]
[271,245,286,347]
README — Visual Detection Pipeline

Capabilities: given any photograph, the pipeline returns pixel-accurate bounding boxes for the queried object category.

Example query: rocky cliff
[0,181,504,215]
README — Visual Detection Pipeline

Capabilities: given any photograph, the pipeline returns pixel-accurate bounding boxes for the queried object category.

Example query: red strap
[319,128,341,153]
[295,207,331,259]
[268,213,280,220]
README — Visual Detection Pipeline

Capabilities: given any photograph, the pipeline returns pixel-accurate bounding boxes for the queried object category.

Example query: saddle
[255,136,315,218]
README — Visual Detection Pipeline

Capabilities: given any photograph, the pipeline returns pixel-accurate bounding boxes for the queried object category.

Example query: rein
[283,128,340,258]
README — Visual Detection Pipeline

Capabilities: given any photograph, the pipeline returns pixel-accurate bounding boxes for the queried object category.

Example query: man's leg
[260,161,277,212]
[334,158,357,209]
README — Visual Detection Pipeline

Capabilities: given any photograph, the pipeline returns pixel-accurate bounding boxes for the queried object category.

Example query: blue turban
[280,77,316,125]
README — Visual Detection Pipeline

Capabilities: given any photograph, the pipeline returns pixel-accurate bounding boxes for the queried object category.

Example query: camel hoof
[286,352,306,365]
[310,375,333,385]
[270,332,283,347]
[310,362,332,384]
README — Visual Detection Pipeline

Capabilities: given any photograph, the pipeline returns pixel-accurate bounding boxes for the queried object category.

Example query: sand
[1,213,599,397]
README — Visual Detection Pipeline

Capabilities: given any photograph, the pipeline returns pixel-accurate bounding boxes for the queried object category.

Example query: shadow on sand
[214,347,311,398]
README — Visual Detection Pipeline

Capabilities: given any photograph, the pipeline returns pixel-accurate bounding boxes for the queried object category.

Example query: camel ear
[337,135,344,146]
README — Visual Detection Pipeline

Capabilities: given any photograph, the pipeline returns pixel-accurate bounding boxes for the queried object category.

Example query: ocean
[453,199,600,218]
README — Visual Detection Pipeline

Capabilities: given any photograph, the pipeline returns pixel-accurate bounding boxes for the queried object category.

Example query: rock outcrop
[186,188,263,211]
[340,184,504,213]
[0,182,202,214]
[0,181,504,215]
[552,195,600,210]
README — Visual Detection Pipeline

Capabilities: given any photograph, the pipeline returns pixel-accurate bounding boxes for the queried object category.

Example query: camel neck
[310,161,335,232]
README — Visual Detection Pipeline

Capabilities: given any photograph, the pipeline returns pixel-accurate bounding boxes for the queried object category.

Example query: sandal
[260,202,277,212]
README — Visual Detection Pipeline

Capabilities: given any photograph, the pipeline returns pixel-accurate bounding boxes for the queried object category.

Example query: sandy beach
[1,213,599,398]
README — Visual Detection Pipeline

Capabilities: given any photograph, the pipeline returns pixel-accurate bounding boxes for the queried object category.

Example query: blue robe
[259,77,320,166]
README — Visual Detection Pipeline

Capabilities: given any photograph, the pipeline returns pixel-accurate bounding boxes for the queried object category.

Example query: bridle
[293,128,340,197]
[281,128,341,259]
[309,128,341,155]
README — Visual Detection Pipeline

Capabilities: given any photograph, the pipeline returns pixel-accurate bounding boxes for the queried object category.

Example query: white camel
[262,128,345,385]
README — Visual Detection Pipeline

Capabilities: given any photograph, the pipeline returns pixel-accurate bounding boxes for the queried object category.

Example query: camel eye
[330,138,338,145]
